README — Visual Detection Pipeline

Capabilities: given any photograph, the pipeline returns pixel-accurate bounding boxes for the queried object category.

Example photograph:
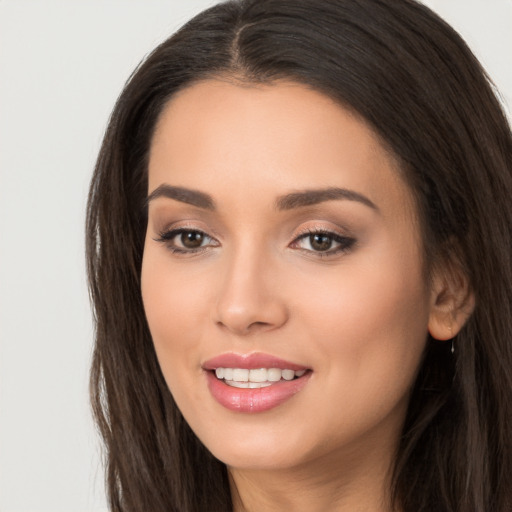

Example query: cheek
[140,247,210,383]
[293,246,430,411]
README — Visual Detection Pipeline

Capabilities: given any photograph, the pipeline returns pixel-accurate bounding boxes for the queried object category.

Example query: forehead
[148,79,415,220]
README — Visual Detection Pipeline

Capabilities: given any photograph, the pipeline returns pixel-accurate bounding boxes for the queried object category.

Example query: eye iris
[310,233,332,251]
[181,231,204,248]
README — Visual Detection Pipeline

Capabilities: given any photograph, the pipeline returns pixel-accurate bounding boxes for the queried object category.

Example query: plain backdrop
[0,1,510,511]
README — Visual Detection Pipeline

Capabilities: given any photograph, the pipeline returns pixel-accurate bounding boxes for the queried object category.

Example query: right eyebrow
[275,187,379,212]
[145,184,215,210]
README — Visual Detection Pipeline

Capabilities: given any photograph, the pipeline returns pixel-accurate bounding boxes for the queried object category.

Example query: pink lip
[202,352,309,371]
[203,352,312,413]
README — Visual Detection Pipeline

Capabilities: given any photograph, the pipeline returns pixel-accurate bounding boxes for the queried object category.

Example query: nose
[214,246,289,336]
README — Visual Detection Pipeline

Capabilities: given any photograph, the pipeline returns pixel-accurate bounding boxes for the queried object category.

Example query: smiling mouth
[213,367,308,388]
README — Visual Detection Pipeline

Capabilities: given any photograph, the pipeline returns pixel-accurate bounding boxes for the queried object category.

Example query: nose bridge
[215,236,287,335]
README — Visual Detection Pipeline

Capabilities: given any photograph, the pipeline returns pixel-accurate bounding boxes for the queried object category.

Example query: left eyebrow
[145,184,215,210]
[275,187,379,212]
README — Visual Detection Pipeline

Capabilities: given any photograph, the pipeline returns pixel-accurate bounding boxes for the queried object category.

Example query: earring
[448,320,455,354]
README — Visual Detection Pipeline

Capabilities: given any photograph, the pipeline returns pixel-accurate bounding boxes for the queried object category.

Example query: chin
[211,442,308,472]
[193,417,322,472]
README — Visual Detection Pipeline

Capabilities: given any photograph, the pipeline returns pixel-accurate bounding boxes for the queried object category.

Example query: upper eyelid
[292,229,354,246]
[292,224,352,240]
[155,226,353,253]
[156,225,347,239]
[150,206,352,232]
[154,222,351,238]
[156,227,217,243]
[155,221,221,240]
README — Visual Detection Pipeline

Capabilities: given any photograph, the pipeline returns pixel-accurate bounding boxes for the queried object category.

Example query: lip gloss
[203,352,312,413]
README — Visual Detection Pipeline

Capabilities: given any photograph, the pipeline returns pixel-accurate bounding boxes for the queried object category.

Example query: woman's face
[141,79,435,472]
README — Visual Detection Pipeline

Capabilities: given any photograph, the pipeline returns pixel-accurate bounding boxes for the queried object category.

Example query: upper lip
[202,352,309,371]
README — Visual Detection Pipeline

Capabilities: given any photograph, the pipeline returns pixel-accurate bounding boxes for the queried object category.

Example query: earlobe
[427,264,475,341]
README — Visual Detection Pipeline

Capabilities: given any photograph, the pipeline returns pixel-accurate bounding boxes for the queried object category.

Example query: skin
[141,79,468,512]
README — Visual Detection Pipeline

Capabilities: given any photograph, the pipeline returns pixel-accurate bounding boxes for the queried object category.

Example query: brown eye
[292,230,355,256]
[180,231,204,248]
[309,234,333,251]
[155,228,217,254]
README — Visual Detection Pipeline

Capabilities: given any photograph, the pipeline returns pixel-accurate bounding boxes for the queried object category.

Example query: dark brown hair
[86,1,512,510]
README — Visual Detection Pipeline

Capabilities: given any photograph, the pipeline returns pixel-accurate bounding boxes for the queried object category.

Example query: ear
[428,260,475,341]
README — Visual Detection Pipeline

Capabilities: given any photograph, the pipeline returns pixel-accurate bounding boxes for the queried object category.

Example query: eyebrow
[145,184,378,212]
[275,187,378,212]
[145,184,215,210]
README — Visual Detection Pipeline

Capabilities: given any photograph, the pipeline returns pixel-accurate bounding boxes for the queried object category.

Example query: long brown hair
[86,1,512,510]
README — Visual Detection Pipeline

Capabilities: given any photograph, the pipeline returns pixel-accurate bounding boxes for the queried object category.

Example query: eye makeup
[154,224,356,259]
[290,228,356,257]
[154,227,219,255]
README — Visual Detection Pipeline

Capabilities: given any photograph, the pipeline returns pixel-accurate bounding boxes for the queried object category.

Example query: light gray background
[0,1,510,511]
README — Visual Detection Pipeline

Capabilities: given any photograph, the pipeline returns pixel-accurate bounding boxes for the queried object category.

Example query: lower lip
[205,371,311,413]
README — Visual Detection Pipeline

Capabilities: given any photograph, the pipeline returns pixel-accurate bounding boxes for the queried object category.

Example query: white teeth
[250,382,271,388]
[232,368,249,382]
[268,368,282,382]
[225,381,273,389]
[281,369,295,381]
[214,367,307,385]
[249,368,268,382]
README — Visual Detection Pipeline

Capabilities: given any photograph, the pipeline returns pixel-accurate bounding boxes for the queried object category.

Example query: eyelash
[154,228,216,255]
[154,227,356,257]
[291,228,356,257]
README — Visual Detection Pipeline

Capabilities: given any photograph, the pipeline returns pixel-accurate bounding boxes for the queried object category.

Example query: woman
[86,0,512,510]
